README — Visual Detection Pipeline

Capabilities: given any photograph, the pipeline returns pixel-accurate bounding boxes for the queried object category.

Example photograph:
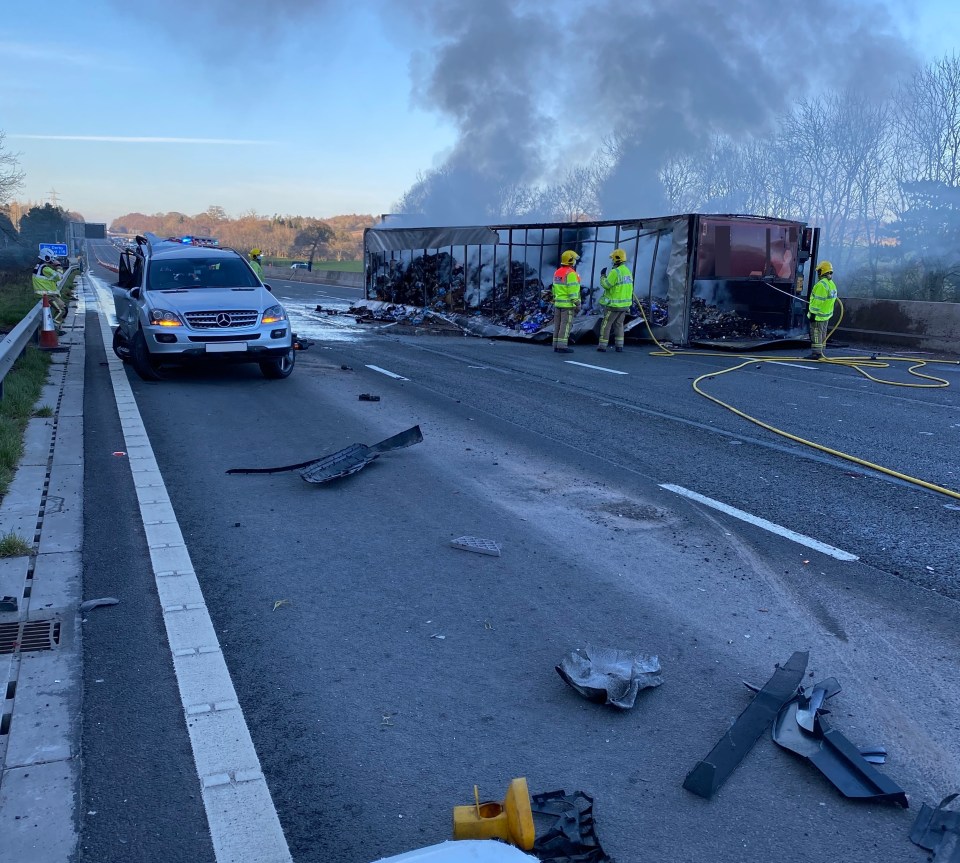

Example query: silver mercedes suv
[112,235,295,381]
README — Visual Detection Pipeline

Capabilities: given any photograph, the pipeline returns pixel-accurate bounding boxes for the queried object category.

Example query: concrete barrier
[835,297,960,356]
[263,265,363,288]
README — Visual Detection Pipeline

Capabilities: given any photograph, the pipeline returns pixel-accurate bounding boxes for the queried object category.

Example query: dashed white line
[365,364,410,380]
[767,361,819,370]
[564,361,628,375]
[659,483,859,561]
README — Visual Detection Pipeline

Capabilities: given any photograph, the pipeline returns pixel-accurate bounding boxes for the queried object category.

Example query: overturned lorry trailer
[363,214,821,348]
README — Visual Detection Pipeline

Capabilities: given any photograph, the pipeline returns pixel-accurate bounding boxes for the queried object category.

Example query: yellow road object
[453,777,535,850]
[631,296,960,502]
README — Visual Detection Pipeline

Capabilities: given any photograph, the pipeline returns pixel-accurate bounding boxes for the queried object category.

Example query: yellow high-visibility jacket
[32,263,60,296]
[552,265,581,308]
[600,264,634,309]
[809,277,838,321]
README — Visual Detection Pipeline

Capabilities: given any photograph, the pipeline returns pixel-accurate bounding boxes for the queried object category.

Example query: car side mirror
[264,284,273,293]
[129,287,141,300]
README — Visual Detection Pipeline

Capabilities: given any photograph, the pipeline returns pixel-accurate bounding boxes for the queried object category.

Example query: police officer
[249,248,264,279]
[32,251,67,325]
[806,261,838,360]
[552,250,582,353]
[597,248,633,352]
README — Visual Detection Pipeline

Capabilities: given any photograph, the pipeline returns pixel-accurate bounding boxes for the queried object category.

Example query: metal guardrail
[0,302,42,400]
[0,264,78,399]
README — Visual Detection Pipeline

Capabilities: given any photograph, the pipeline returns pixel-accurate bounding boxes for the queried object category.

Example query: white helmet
[40,250,55,262]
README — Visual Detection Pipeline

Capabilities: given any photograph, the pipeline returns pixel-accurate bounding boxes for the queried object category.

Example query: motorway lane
[317,334,960,597]
[81,248,960,861]
[95,313,960,863]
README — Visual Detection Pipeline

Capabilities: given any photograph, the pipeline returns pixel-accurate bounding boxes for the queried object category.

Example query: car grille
[184,310,260,329]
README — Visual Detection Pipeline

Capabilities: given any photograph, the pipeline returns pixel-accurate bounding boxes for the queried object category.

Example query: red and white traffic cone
[39,295,59,350]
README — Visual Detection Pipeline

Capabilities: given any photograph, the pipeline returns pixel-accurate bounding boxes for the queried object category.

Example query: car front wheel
[131,330,165,381]
[259,346,295,379]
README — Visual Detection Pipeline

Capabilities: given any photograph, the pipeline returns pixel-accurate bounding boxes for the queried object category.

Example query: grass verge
[0,275,54,498]
[0,531,32,558]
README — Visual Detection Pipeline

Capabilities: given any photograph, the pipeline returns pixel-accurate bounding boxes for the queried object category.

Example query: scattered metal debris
[450,536,501,557]
[910,793,960,861]
[531,789,613,863]
[293,334,313,351]
[772,680,908,807]
[359,393,381,402]
[226,425,423,484]
[556,646,662,709]
[79,597,120,612]
[683,651,808,799]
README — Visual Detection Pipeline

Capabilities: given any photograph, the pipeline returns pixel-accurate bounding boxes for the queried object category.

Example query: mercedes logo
[216,313,232,327]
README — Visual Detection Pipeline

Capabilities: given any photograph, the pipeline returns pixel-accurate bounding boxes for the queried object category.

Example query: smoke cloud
[394,0,920,223]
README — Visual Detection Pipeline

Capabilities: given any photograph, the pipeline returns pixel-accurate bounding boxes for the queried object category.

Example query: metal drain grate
[0,619,61,655]
[449,536,502,557]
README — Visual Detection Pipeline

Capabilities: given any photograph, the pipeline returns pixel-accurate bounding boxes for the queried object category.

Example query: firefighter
[806,261,838,359]
[597,248,633,352]
[551,250,582,353]
[32,251,67,326]
[249,248,264,279]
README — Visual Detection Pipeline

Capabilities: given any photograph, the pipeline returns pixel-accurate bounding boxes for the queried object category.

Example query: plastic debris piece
[79,597,120,612]
[450,536,501,557]
[910,793,960,861]
[531,789,613,863]
[359,393,381,402]
[340,364,353,370]
[772,697,908,807]
[272,599,290,611]
[227,425,423,485]
[555,645,662,709]
[683,651,808,799]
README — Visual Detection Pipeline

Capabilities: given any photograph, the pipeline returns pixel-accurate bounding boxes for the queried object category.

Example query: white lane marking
[659,483,859,561]
[768,361,819,370]
[89,274,293,863]
[365,364,409,380]
[564,361,628,375]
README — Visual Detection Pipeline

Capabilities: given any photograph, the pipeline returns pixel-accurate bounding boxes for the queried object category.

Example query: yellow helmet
[250,248,262,258]
[816,260,833,276]
[610,248,627,264]
[560,250,580,266]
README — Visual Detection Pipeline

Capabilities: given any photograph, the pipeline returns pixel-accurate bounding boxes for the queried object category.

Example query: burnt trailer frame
[363,214,819,348]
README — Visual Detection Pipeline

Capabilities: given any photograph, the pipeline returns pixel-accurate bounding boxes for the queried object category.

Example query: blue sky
[2,0,959,225]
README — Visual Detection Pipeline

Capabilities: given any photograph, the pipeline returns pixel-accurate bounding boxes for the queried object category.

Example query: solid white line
[564,361,629,375]
[90,275,293,863]
[365,364,410,380]
[659,483,859,561]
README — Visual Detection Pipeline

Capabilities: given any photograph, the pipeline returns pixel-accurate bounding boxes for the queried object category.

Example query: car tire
[259,346,295,379]
[112,328,131,363]
[131,330,165,381]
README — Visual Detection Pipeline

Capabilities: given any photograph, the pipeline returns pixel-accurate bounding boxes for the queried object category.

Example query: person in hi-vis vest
[806,261,838,360]
[551,250,582,353]
[597,248,633,352]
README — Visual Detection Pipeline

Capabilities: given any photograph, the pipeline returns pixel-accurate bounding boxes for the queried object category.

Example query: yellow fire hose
[629,295,960,502]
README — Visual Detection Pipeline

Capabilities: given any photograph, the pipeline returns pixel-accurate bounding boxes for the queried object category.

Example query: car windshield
[147,256,260,290]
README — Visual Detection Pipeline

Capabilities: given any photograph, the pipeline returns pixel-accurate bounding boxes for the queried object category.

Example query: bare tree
[0,132,25,205]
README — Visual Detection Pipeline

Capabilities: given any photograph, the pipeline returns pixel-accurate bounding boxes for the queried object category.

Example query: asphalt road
[78,242,960,863]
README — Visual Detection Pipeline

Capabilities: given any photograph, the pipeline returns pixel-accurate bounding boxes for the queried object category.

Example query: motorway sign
[39,242,68,257]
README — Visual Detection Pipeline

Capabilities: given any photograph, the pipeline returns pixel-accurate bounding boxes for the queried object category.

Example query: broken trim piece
[772,700,908,807]
[911,793,960,861]
[682,651,808,799]
[225,425,424,484]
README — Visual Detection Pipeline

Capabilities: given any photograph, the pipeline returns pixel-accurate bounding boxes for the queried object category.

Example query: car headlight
[149,309,183,327]
[262,304,286,324]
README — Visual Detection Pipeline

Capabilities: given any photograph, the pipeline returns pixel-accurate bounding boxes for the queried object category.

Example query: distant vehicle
[167,235,220,248]
[290,261,309,269]
[112,234,295,381]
